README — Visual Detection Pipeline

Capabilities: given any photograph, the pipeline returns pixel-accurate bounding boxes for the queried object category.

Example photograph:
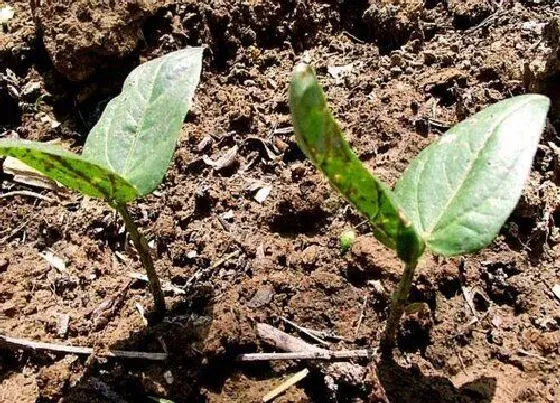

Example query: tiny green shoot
[288,63,549,350]
[339,229,355,253]
[0,48,203,317]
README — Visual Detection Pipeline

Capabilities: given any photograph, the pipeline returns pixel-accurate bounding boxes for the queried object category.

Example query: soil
[1,0,560,402]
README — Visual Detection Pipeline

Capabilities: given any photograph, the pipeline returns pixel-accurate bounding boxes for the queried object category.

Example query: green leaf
[82,48,203,195]
[288,63,424,263]
[148,398,174,403]
[395,95,550,256]
[0,139,138,202]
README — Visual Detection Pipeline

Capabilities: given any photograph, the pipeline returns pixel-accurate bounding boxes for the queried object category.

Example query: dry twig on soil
[263,369,309,402]
[0,334,167,360]
[237,350,371,362]
[236,323,374,362]
[0,190,56,203]
[354,296,368,336]
[281,317,331,346]
[258,323,324,353]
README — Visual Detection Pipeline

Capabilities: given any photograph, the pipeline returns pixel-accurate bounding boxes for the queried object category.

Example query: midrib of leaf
[422,97,534,239]
[103,103,117,172]
[121,60,165,177]
[415,155,429,232]
[430,148,521,239]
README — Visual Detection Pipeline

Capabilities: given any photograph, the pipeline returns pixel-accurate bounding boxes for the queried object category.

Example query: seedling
[339,229,355,253]
[0,49,203,316]
[289,63,549,349]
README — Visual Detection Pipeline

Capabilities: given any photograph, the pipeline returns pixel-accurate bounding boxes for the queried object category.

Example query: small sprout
[339,229,355,253]
[0,49,203,317]
[288,63,549,350]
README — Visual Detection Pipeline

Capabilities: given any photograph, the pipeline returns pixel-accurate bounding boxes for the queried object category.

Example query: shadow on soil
[1,309,498,403]
[66,288,215,402]
[375,357,497,403]
[1,287,215,402]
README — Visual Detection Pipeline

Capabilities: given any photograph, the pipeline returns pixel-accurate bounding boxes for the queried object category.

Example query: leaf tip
[517,93,551,114]
[526,93,550,103]
[293,62,312,75]
[289,63,318,98]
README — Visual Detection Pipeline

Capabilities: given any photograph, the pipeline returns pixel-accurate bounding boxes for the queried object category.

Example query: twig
[211,250,240,269]
[426,117,452,130]
[246,324,374,362]
[461,286,478,317]
[466,10,507,34]
[263,369,309,402]
[281,319,344,343]
[0,335,167,361]
[237,350,371,362]
[341,31,364,44]
[0,219,29,243]
[272,126,293,135]
[135,302,148,326]
[456,350,468,376]
[355,296,368,336]
[257,323,323,354]
[517,349,549,363]
[281,317,330,346]
[353,219,369,230]
[0,190,55,203]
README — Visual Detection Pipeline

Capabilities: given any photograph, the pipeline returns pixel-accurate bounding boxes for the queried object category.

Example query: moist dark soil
[1,1,560,402]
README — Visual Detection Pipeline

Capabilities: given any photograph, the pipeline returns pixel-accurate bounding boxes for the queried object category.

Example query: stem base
[381,260,417,352]
[116,204,166,317]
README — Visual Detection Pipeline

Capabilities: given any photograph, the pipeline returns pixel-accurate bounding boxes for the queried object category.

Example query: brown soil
[1,0,560,402]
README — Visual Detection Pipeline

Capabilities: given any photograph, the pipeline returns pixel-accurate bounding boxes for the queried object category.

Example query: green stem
[381,260,418,352]
[116,203,166,316]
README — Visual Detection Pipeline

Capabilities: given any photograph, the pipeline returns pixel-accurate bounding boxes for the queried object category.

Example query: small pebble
[254,185,272,203]
[164,370,174,385]
[0,258,8,272]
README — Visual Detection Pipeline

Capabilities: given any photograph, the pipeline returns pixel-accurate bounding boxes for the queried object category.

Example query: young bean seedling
[288,63,549,350]
[0,48,203,317]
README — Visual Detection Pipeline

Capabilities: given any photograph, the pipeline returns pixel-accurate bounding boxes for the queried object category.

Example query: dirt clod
[34,1,158,82]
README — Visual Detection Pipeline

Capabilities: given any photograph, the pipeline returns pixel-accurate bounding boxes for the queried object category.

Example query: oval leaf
[289,63,424,263]
[0,139,138,202]
[82,48,203,195]
[395,95,550,256]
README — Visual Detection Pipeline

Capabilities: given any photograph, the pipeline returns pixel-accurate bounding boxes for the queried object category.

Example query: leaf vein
[122,61,166,176]
[425,97,534,235]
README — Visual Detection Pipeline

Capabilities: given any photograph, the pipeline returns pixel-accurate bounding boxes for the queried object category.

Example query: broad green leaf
[0,139,138,202]
[82,48,203,195]
[288,63,424,263]
[395,95,550,256]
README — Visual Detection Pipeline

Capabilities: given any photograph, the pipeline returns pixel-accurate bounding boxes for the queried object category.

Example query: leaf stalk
[116,203,166,316]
